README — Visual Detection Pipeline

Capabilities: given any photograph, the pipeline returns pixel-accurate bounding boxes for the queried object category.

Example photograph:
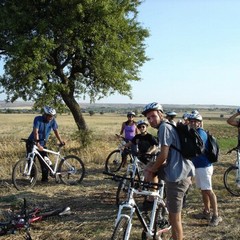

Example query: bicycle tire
[223,165,240,196]
[111,215,130,240]
[59,155,85,185]
[105,150,123,173]
[12,159,38,191]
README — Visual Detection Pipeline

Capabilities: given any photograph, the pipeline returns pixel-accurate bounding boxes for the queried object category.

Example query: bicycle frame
[235,147,240,186]
[26,144,62,176]
[106,171,171,240]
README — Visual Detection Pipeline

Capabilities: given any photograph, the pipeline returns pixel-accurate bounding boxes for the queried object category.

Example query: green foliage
[71,128,94,148]
[0,0,149,103]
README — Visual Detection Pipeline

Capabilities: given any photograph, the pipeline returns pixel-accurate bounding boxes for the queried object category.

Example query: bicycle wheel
[59,155,85,185]
[223,165,240,196]
[111,215,130,240]
[105,150,123,172]
[12,159,38,191]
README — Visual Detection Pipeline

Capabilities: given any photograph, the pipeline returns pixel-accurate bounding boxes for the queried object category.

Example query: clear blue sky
[1,0,240,106]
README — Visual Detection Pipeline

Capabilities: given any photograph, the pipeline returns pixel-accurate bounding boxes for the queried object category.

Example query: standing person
[142,102,195,240]
[119,111,138,166]
[27,106,65,182]
[123,119,158,164]
[166,111,177,126]
[227,108,240,146]
[189,113,222,226]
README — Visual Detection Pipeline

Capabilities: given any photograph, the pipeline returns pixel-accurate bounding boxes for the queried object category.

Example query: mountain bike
[105,134,132,173]
[116,153,157,206]
[104,172,171,240]
[223,146,240,196]
[12,138,85,191]
[0,198,71,239]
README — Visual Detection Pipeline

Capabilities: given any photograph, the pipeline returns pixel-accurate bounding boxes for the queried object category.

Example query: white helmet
[142,102,163,116]
[127,111,136,117]
[189,113,202,121]
[137,119,148,127]
[43,106,56,116]
[166,111,177,117]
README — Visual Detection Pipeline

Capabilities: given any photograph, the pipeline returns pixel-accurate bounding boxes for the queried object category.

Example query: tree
[0,0,149,131]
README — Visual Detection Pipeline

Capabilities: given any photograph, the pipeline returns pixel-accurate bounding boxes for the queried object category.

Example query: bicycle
[116,153,157,207]
[105,134,132,173]
[0,198,71,239]
[223,146,240,196]
[12,138,85,191]
[104,171,171,240]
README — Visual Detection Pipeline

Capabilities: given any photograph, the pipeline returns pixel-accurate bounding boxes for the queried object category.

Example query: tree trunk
[61,93,88,131]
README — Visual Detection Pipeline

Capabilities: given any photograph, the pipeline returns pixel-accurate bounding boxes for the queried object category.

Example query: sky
[0,0,240,106]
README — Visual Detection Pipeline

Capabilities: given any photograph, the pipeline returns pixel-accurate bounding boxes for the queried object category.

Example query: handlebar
[21,138,65,148]
[103,171,163,188]
[226,146,240,154]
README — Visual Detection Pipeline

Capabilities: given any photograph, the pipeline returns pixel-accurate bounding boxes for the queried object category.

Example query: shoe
[142,200,154,211]
[194,210,211,220]
[41,178,48,183]
[209,215,222,226]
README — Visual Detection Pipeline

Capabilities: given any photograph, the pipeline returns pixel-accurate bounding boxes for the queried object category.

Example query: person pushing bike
[27,106,65,182]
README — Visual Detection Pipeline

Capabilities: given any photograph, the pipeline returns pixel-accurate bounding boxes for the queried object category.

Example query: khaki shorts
[166,177,191,213]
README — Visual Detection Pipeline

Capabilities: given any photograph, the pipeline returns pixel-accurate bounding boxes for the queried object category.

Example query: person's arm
[33,128,44,151]
[227,111,240,127]
[144,145,169,182]
[120,122,125,136]
[53,129,64,145]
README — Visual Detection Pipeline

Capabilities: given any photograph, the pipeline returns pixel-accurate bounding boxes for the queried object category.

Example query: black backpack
[205,131,219,163]
[167,122,204,159]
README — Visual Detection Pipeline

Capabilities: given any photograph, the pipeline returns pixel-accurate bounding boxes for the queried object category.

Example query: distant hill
[0,100,237,110]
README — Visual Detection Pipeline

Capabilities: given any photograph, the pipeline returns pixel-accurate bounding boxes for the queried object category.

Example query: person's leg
[169,212,183,240]
[38,152,48,182]
[166,178,191,240]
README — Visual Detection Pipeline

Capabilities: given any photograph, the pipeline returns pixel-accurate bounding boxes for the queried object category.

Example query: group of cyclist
[28,103,240,240]
[118,103,240,240]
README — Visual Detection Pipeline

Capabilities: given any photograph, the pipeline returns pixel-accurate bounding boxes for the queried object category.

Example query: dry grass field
[0,110,240,240]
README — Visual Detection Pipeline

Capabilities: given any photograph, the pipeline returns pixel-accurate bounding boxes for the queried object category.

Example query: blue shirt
[28,115,58,146]
[191,128,212,168]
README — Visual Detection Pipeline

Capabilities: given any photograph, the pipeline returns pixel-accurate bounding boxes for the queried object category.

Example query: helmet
[189,113,202,121]
[127,111,136,117]
[182,113,190,120]
[137,119,148,127]
[43,106,56,116]
[191,110,199,115]
[142,102,163,116]
[166,111,177,117]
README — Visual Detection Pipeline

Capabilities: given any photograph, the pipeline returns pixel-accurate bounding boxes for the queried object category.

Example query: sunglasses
[138,125,146,129]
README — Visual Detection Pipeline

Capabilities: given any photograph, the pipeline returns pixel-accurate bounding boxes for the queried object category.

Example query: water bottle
[44,156,52,166]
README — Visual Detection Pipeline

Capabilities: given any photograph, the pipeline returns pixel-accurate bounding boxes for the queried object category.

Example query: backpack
[166,122,204,159]
[205,131,219,163]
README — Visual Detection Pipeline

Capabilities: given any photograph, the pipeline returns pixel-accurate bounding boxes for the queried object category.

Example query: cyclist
[189,113,222,226]
[27,106,65,182]
[142,102,194,240]
[123,119,158,164]
[165,111,177,126]
[227,108,240,146]
[119,111,138,166]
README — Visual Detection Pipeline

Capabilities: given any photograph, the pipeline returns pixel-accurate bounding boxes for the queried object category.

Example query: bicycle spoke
[12,159,38,191]
[59,155,85,185]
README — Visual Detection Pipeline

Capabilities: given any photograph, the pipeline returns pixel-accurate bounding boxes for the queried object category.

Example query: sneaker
[194,211,211,220]
[209,215,222,226]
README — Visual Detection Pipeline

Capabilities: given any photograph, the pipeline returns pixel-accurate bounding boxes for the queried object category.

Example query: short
[194,166,213,190]
[166,177,191,213]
